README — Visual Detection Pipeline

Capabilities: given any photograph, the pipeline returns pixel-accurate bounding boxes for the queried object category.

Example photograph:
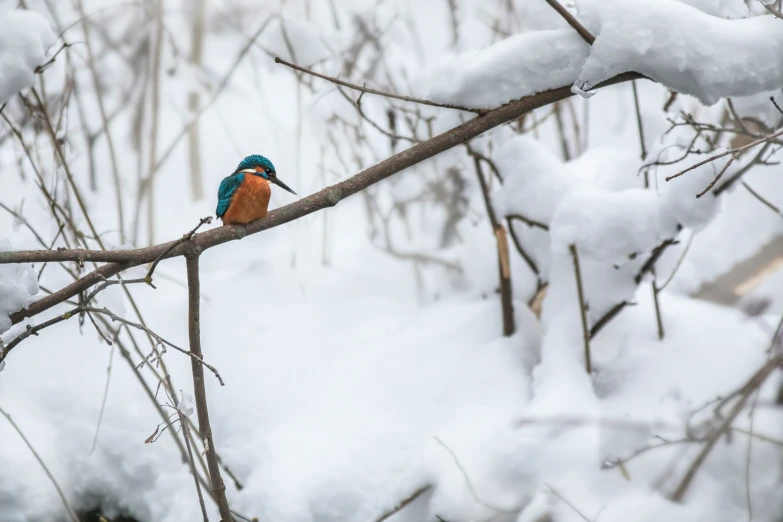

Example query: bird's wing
[216,173,245,217]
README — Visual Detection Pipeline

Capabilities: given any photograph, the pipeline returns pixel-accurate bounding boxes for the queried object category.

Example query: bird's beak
[269,176,297,195]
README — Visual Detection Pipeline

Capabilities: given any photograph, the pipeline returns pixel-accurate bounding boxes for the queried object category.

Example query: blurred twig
[275,57,487,114]
[0,404,82,522]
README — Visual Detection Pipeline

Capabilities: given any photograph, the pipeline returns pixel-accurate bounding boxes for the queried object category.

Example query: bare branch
[185,255,233,521]
[4,73,641,329]
[372,485,431,522]
[666,126,783,182]
[569,244,592,373]
[275,56,487,114]
[541,0,595,45]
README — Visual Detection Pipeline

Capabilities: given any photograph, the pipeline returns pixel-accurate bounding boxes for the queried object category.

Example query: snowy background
[2,0,783,521]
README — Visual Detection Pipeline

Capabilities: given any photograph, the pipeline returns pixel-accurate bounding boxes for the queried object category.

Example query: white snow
[550,188,668,263]
[0,7,55,105]
[493,135,582,224]
[576,0,783,105]
[427,29,589,109]
[1,1,783,522]
[0,239,38,335]
[429,0,783,108]
[177,391,194,417]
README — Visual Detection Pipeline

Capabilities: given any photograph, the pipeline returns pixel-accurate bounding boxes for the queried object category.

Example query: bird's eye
[266,168,274,176]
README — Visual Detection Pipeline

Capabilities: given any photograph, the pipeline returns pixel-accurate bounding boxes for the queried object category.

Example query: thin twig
[146,216,213,286]
[274,57,487,114]
[0,404,81,522]
[742,181,782,216]
[89,343,115,454]
[545,483,593,522]
[432,436,521,513]
[570,244,591,373]
[373,485,431,522]
[670,347,783,502]
[696,153,738,198]
[541,0,595,44]
[170,375,210,522]
[631,81,648,186]
[507,213,549,231]
[666,127,783,182]
[651,268,664,340]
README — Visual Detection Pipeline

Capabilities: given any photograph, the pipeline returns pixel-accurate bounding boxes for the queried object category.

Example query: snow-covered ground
[2,1,783,521]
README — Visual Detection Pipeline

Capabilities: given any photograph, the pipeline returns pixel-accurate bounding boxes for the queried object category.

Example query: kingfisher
[216,155,296,225]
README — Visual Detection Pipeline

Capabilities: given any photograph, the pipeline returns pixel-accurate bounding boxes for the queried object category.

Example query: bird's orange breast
[221,175,272,225]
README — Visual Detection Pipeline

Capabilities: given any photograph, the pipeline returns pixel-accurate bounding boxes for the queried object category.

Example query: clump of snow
[550,189,669,264]
[492,135,582,224]
[427,30,589,109]
[679,0,750,18]
[659,161,723,229]
[0,8,55,105]
[429,0,783,110]
[576,0,783,106]
[177,391,195,417]
[0,239,39,335]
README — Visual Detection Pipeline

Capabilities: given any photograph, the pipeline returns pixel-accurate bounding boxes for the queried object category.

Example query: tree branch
[274,57,487,115]
[185,255,232,521]
[569,244,592,373]
[471,152,515,336]
[4,73,640,329]
[542,0,595,45]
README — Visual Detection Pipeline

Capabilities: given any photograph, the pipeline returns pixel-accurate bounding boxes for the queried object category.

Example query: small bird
[216,154,296,225]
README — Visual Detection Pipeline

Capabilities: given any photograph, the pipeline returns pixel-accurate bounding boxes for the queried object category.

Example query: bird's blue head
[235,154,296,194]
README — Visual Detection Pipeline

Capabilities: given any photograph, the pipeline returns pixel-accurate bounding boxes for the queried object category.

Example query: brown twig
[713,141,776,196]
[651,268,664,340]
[541,0,595,44]
[373,485,431,522]
[741,181,782,216]
[666,126,783,182]
[589,301,629,339]
[507,213,549,231]
[470,151,515,336]
[670,351,783,502]
[631,80,648,186]
[695,153,738,198]
[570,244,591,373]
[275,56,487,114]
[185,255,232,521]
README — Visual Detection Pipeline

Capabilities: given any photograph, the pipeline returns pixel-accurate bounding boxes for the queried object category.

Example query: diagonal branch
[542,0,595,45]
[4,73,641,329]
[274,57,487,114]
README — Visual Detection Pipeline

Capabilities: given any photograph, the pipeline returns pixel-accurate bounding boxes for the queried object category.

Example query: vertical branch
[631,80,649,187]
[553,102,572,161]
[651,267,664,340]
[186,255,233,521]
[188,0,207,201]
[471,155,515,336]
[168,375,210,522]
[147,0,164,246]
[569,244,592,373]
